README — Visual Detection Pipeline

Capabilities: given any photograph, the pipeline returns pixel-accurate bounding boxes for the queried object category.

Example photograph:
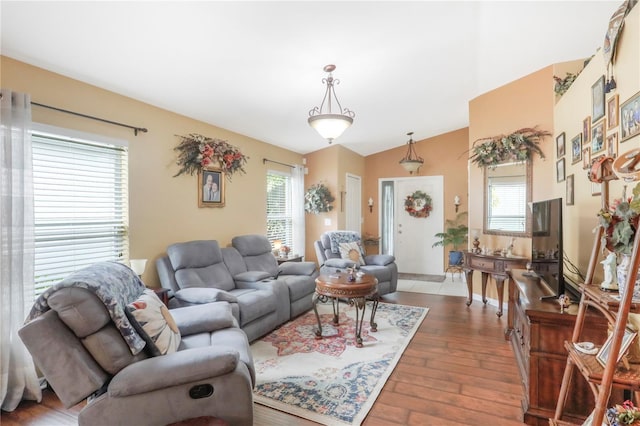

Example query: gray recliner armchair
[19,261,255,426]
[314,230,398,296]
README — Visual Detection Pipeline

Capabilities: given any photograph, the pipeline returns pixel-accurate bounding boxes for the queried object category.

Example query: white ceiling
[0,1,621,156]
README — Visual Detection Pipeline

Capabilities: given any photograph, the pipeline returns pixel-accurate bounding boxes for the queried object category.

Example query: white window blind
[32,131,129,297]
[266,171,293,250]
[488,176,526,231]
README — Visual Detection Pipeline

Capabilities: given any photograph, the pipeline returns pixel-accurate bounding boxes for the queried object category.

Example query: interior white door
[394,176,444,274]
[345,174,361,233]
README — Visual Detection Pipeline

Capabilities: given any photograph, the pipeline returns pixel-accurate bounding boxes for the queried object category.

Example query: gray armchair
[19,261,255,426]
[314,230,398,296]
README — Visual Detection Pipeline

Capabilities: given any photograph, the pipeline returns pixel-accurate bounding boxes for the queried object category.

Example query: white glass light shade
[399,160,423,173]
[130,259,147,276]
[308,114,353,142]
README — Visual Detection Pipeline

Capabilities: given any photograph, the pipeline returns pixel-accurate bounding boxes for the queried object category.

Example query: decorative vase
[616,254,640,363]
[617,255,640,300]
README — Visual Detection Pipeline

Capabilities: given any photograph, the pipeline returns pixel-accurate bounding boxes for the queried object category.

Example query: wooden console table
[462,251,528,317]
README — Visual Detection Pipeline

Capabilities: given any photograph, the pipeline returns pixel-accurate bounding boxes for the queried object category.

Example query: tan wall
[1,56,305,288]
[303,144,366,264]
[554,5,640,285]
[468,66,555,300]
[363,128,470,268]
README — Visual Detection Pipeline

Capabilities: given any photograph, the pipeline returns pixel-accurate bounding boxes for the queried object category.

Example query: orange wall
[363,128,470,268]
[468,66,555,300]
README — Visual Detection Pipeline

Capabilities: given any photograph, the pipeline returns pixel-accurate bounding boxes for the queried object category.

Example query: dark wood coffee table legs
[312,293,379,348]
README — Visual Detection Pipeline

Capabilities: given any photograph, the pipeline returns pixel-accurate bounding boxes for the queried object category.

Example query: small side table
[153,287,170,307]
[276,255,303,265]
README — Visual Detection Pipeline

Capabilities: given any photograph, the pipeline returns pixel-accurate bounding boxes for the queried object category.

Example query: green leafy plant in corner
[304,183,335,214]
[432,211,469,251]
[553,72,578,96]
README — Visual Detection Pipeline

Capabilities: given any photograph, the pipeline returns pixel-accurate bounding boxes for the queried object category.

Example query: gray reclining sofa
[156,234,318,342]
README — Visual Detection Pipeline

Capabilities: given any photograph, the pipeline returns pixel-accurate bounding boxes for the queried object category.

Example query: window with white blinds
[487,176,526,231]
[32,130,129,297]
[266,171,293,249]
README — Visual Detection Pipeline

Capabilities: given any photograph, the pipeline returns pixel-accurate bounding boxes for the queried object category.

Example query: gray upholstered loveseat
[314,230,398,296]
[156,234,319,342]
[19,261,255,426]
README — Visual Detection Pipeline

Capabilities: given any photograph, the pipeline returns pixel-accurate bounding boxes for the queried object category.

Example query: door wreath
[405,190,433,218]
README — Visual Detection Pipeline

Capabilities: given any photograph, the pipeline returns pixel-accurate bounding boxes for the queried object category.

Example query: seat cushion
[127,289,181,356]
[278,276,316,302]
[235,289,278,326]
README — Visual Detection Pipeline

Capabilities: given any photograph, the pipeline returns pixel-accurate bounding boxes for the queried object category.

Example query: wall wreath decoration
[405,190,433,218]
[304,183,335,214]
[173,133,248,179]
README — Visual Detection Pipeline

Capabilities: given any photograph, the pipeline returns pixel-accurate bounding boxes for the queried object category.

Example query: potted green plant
[432,211,469,266]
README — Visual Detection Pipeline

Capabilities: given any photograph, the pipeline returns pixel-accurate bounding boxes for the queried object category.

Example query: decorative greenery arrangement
[432,211,469,251]
[598,182,640,255]
[173,133,248,179]
[404,190,433,218]
[304,183,335,214]
[469,127,551,169]
[607,400,640,426]
[553,72,578,96]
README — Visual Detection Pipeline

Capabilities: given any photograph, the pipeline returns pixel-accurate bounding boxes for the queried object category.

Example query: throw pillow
[127,289,181,356]
[339,241,365,266]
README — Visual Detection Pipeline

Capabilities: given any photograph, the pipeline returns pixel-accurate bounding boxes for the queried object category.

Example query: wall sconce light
[130,259,148,278]
[454,195,461,213]
[368,197,374,213]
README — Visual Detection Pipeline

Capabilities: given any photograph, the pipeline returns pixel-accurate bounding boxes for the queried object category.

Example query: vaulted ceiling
[0,1,620,156]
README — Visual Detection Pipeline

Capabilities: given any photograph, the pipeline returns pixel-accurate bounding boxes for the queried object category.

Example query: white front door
[394,176,444,274]
[345,173,361,233]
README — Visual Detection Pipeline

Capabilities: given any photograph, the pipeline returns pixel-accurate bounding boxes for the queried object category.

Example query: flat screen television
[530,197,565,298]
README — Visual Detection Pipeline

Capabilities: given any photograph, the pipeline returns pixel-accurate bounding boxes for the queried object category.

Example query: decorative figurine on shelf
[600,251,619,291]
[471,229,481,254]
[346,267,356,282]
[506,237,516,258]
[558,294,571,314]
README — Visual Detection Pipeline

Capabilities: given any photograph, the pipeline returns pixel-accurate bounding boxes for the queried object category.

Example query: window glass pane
[32,132,129,297]
[266,171,293,251]
[488,177,526,231]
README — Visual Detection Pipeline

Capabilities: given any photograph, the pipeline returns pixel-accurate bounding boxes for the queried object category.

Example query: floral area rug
[251,301,428,425]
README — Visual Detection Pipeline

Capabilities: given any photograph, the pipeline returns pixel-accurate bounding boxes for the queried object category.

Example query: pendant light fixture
[399,132,424,174]
[308,64,355,144]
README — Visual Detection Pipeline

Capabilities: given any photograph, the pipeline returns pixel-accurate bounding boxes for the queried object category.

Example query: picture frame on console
[198,168,225,208]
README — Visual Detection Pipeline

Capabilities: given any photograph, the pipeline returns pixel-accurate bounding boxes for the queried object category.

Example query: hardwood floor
[1,292,525,425]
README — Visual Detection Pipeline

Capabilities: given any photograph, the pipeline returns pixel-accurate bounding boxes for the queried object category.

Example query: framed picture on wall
[556,132,566,158]
[621,91,640,142]
[198,168,226,208]
[571,134,582,164]
[591,120,606,155]
[591,76,606,122]
[556,158,566,183]
[583,116,591,143]
[608,94,619,129]
[582,148,590,170]
[607,132,619,158]
[566,174,574,206]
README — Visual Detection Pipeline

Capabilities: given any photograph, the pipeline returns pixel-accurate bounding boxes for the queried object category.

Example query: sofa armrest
[234,271,273,283]
[324,258,356,269]
[364,254,396,266]
[109,347,239,397]
[170,302,236,336]
[173,287,238,305]
[278,261,317,276]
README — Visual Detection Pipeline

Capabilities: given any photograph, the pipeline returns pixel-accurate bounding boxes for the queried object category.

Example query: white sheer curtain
[0,89,42,411]
[291,165,306,257]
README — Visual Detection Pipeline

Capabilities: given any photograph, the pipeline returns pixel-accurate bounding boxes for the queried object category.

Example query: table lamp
[130,259,147,278]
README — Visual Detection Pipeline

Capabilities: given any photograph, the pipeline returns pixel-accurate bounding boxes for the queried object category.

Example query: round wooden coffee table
[313,272,379,348]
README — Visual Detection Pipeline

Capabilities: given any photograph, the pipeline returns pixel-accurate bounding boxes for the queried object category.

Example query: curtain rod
[263,158,295,168]
[31,102,148,136]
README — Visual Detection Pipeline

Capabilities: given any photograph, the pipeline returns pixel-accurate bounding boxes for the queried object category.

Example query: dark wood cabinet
[508,270,616,425]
